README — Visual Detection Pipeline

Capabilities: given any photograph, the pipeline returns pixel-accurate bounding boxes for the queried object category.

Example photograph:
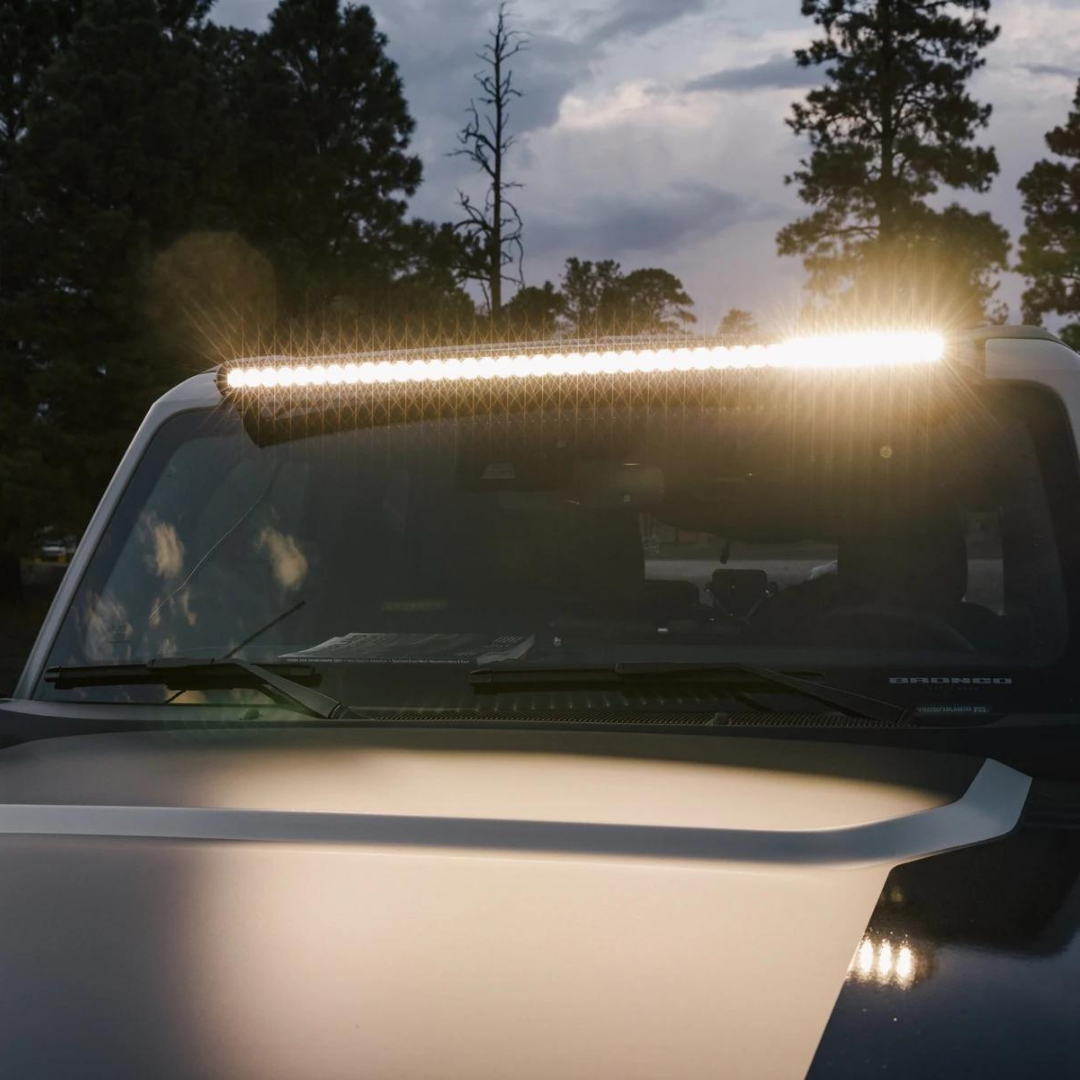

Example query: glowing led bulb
[856,939,874,976]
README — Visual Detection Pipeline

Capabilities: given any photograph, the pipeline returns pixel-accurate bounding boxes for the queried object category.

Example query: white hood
[0,728,1028,1080]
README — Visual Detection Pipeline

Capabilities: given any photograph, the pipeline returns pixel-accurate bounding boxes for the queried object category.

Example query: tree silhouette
[0,0,83,600]
[613,269,696,334]
[560,258,619,333]
[778,0,1007,327]
[452,2,526,316]
[1017,79,1080,341]
[558,258,695,336]
[1,0,225,601]
[718,308,757,336]
[502,281,565,338]
[235,0,424,318]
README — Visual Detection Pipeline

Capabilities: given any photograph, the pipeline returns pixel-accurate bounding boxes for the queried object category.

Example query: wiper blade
[469,660,908,726]
[44,658,350,720]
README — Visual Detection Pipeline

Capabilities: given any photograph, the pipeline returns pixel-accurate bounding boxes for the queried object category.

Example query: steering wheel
[796,605,977,653]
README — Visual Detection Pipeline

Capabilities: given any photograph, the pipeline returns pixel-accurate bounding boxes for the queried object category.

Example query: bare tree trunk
[451,3,525,318]
[877,0,897,245]
[491,34,503,315]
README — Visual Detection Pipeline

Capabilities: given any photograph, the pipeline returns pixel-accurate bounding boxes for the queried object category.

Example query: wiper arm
[44,658,350,720]
[469,660,908,726]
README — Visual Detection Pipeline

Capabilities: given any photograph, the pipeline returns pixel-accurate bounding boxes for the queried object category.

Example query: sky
[212,0,1080,331]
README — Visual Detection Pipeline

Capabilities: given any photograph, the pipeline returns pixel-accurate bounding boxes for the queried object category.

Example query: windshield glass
[39,368,1073,711]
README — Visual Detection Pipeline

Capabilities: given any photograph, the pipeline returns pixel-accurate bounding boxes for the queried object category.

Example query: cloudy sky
[213,0,1080,330]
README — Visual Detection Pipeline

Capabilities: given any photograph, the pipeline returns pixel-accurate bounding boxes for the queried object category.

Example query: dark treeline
[0,0,699,600]
[2,0,1080,602]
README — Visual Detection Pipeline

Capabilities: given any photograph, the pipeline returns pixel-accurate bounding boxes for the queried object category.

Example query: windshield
[39,369,1074,712]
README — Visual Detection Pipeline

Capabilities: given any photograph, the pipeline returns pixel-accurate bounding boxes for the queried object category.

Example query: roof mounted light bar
[219,330,946,392]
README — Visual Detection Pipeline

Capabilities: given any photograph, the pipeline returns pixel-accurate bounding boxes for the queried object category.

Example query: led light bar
[223,331,945,390]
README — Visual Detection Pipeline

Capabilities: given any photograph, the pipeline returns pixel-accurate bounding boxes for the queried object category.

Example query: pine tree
[610,269,696,334]
[718,308,757,336]
[0,2,90,601]
[560,258,623,334]
[234,0,423,319]
[11,0,230,555]
[1017,80,1080,340]
[558,259,695,336]
[777,0,1008,327]
[0,1,85,600]
[501,282,565,339]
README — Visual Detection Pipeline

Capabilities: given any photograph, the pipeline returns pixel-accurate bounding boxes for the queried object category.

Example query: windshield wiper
[44,658,350,720]
[469,660,909,726]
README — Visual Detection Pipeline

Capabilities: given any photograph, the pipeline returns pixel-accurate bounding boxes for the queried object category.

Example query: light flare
[222,331,946,390]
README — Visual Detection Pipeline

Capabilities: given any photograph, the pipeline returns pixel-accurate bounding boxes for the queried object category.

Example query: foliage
[1060,324,1080,351]
[233,0,424,315]
[717,308,757,336]
[777,0,1007,327]
[1,0,226,598]
[560,257,625,333]
[0,0,476,598]
[503,259,695,338]
[1017,80,1080,326]
[0,0,85,598]
[501,281,566,338]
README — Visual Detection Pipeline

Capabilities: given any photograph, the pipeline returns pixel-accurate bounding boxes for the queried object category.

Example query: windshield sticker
[915,704,993,716]
[889,676,1012,685]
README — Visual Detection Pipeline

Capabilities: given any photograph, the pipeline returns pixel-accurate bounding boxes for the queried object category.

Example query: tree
[717,308,757,336]
[452,2,526,316]
[502,281,565,338]
[0,1,82,169]
[0,0,475,606]
[777,0,1007,327]
[235,0,424,317]
[557,258,695,336]
[552,255,695,332]
[0,0,83,601]
[560,257,623,333]
[7,0,230,583]
[1017,80,1080,330]
[611,269,696,334]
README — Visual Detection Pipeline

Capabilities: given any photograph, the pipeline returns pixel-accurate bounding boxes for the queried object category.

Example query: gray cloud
[685,53,816,93]
[579,0,711,45]
[408,30,592,137]
[210,0,273,29]
[1019,62,1078,80]
[526,181,759,261]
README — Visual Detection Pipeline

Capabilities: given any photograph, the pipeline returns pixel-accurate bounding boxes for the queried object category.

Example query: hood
[0,727,1032,1080]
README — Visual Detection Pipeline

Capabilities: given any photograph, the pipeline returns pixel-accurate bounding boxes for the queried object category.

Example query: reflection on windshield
[39,374,1073,705]
[257,527,309,592]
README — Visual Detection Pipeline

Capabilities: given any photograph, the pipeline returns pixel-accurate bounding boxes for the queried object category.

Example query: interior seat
[761,512,1003,650]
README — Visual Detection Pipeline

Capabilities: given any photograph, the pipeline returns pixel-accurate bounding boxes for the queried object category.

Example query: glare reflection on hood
[848,935,920,988]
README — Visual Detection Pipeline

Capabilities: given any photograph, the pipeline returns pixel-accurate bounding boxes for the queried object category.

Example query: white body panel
[0,730,1028,1080]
